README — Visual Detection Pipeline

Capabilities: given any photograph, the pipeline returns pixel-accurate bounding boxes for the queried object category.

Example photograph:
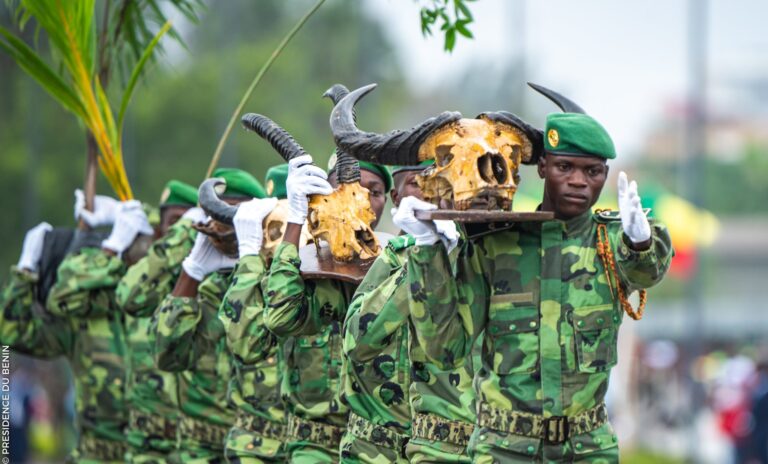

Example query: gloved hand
[618,171,651,244]
[17,222,53,272]
[181,206,207,224]
[285,155,333,224]
[74,189,120,227]
[392,196,448,247]
[182,222,238,281]
[233,197,279,257]
[101,200,154,255]
[434,219,460,254]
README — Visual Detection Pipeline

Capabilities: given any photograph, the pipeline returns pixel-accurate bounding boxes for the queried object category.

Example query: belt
[234,411,287,441]
[412,413,474,447]
[179,415,231,446]
[79,434,128,461]
[477,402,608,445]
[287,413,346,449]
[347,412,409,455]
[129,410,177,440]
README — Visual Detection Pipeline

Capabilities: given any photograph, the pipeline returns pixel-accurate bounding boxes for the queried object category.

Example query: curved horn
[527,82,586,114]
[198,178,237,225]
[330,83,462,166]
[241,113,309,162]
[324,84,360,184]
[480,111,544,165]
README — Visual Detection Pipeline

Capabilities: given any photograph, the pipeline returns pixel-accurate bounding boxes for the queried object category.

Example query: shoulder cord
[595,217,646,321]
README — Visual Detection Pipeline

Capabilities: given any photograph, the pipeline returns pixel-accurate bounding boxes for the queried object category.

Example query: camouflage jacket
[218,254,283,425]
[407,210,673,421]
[27,248,128,446]
[115,219,196,432]
[342,235,415,435]
[153,269,236,433]
[265,242,354,427]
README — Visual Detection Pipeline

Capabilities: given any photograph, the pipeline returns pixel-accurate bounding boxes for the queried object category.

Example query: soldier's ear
[537,156,546,179]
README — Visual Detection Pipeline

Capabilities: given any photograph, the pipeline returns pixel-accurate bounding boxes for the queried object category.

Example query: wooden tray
[298,232,395,284]
[414,210,554,223]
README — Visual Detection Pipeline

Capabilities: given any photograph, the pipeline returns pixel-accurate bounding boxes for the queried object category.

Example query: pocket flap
[572,305,617,332]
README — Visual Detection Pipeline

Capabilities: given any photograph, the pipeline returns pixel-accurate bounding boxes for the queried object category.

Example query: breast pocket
[572,304,619,373]
[488,294,539,375]
[290,327,333,405]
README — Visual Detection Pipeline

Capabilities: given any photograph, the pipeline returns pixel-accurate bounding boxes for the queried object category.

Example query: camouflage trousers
[285,414,345,463]
[339,412,409,464]
[67,434,128,463]
[405,413,474,464]
[167,415,231,463]
[224,412,288,463]
[125,410,178,463]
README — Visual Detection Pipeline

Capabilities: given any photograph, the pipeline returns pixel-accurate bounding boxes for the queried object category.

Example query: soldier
[396,106,674,462]
[152,168,266,462]
[115,180,202,463]
[263,152,389,463]
[342,162,478,464]
[218,164,290,462]
[1,191,153,462]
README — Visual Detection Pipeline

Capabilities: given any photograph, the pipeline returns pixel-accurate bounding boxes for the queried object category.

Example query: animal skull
[417,117,533,211]
[307,182,380,262]
[262,199,313,260]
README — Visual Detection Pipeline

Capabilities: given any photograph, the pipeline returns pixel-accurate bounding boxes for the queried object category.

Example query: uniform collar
[537,204,593,237]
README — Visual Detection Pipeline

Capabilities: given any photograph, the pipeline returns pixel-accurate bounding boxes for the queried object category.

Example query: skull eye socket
[435,144,454,167]
[477,153,508,184]
[267,221,283,241]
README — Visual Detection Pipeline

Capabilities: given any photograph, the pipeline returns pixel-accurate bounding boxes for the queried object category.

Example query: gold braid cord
[595,220,647,321]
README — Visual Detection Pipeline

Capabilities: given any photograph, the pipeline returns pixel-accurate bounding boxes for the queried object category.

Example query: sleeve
[0,267,72,357]
[218,254,277,366]
[343,248,408,363]
[613,220,674,293]
[264,242,346,337]
[115,219,196,317]
[46,248,125,318]
[406,238,488,370]
[153,273,227,372]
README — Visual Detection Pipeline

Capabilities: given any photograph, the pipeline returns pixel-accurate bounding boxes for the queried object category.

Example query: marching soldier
[398,100,674,462]
[115,180,202,463]
[152,168,265,462]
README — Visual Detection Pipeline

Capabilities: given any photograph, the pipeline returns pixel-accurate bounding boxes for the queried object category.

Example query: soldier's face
[538,154,608,220]
[158,205,191,238]
[359,170,386,228]
[391,171,423,207]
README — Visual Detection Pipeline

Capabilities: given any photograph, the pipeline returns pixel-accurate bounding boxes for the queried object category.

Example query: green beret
[327,152,394,192]
[160,180,198,207]
[264,164,288,199]
[545,113,616,160]
[212,167,266,199]
[391,160,435,176]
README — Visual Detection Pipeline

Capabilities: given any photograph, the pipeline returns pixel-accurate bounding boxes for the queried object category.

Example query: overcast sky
[363,0,768,162]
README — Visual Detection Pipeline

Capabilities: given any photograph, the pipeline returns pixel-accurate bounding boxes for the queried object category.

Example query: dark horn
[330,83,462,166]
[241,113,309,162]
[324,84,360,184]
[527,82,586,114]
[480,111,544,165]
[198,178,237,225]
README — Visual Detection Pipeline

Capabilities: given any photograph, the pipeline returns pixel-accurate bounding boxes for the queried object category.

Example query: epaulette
[387,234,416,252]
[593,208,651,223]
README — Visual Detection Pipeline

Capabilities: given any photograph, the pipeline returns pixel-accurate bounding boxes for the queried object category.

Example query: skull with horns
[330,83,546,211]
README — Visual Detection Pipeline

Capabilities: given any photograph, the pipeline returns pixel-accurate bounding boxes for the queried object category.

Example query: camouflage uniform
[115,218,197,462]
[153,269,236,462]
[218,254,286,462]
[407,210,673,462]
[265,242,354,463]
[341,235,415,464]
[0,248,130,462]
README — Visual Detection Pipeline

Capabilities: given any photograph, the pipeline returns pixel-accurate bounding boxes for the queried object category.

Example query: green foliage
[418,0,476,52]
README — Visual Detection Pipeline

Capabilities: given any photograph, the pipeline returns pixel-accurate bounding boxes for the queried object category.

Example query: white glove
[285,155,333,224]
[181,206,207,224]
[392,196,444,246]
[182,223,238,281]
[101,200,154,255]
[233,197,279,257]
[434,219,460,254]
[17,222,53,272]
[74,189,121,227]
[618,171,651,244]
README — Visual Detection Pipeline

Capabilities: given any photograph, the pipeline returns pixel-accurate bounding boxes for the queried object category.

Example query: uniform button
[480,434,487,441]
[577,320,585,328]
[575,442,583,450]
[246,443,254,450]
[529,321,537,328]
[595,437,602,444]
[413,246,420,253]
[527,445,535,454]
[508,324,516,331]
[596,317,604,325]
[114,378,122,386]
[613,315,620,323]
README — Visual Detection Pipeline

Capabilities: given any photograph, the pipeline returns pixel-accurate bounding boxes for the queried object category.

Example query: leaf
[456,0,473,20]
[444,27,456,52]
[117,19,171,132]
[456,20,473,38]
